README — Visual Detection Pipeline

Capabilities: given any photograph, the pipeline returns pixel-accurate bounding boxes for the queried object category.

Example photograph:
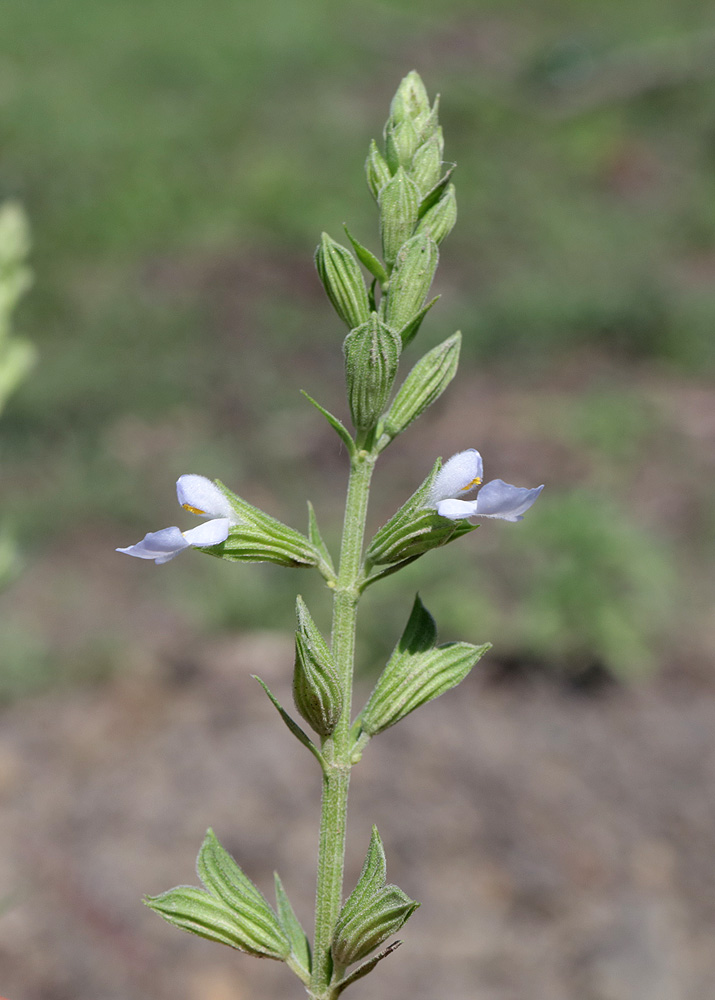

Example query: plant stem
[310,448,375,997]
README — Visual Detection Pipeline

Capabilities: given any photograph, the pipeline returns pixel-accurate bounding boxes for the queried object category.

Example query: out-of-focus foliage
[0,203,35,418]
[0,202,35,593]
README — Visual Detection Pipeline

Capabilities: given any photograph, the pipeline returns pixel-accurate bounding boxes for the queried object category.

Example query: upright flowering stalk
[119,72,542,999]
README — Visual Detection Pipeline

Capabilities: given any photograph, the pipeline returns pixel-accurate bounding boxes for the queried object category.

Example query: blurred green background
[1,0,714,696]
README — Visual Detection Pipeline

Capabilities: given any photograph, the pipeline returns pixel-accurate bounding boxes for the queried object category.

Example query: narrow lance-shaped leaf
[344,225,388,285]
[301,390,356,457]
[307,501,335,580]
[333,941,403,997]
[274,873,311,981]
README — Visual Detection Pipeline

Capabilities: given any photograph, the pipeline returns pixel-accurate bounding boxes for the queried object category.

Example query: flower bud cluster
[311,72,459,445]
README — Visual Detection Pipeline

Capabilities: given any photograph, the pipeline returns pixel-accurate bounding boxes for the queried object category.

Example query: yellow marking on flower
[461,476,482,492]
[182,504,207,515]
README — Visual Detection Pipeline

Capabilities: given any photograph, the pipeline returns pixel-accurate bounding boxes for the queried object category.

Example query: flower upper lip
[117,474,235,564]
[428,449,543,522]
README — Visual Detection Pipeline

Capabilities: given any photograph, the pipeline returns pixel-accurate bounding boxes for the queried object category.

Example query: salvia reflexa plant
[118,72,543,999]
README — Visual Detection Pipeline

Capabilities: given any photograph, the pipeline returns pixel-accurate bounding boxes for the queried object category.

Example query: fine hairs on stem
[118,71,543,999]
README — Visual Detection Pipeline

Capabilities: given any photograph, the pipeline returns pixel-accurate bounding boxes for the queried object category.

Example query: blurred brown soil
[1,629,715,1000]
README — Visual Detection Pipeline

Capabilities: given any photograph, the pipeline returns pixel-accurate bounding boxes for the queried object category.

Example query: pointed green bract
[344,225,388,284]
[301,390,356,456]
[416,183,457,245]
[333,941,403,996]
[378,332,461,448]
[332,826,418,967]
[253,674,324,764]
[358,595,491,735]
[274,873,312,981]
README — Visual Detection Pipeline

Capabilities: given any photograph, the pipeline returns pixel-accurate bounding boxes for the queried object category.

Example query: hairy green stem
[310,449,376,996]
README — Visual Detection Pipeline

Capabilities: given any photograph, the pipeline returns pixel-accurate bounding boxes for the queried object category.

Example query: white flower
[117,474,235,564]
[428,449,543,522]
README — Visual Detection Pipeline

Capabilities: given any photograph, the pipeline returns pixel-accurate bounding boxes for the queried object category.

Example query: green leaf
[253,675,325,766]
[344,225,388,284]
[332,826,418,967]
[395,296,439,349]
[333,941,402,996]
[301,390,356,456]
[274,873,311,982]
[293,596,342,738]
[307,502,335,580]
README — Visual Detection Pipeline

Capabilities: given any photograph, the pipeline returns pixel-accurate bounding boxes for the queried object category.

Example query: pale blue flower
[117,474,234,564]
[429,449,543,522]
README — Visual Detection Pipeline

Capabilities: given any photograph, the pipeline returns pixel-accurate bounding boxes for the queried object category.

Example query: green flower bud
[389,71,432,133]
[416,183,457,245]
[380,332,461,446]
[332,826,418,967]
[344,314,401,432]
[409,135,443,197]
[365,139,392,200]
[293,596,341,738]
[384,117,420,173]
[379,168,420,269]
[315,232,370,330]
[384,233,439,337]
